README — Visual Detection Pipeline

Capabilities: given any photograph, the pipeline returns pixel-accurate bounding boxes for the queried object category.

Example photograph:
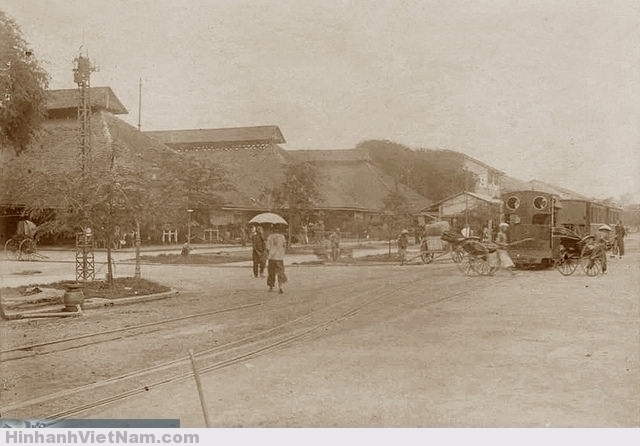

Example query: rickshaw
[552,227,604,276]
[4,220,39,261]
[454,237,499,276]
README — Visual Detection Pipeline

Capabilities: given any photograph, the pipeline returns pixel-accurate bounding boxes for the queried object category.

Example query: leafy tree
[266,162,321,242]
[381,190,413,242]
[0,10,49,153]
[169,154,229,223]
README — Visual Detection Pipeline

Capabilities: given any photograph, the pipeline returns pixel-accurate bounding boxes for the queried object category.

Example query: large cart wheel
[451,246,464,263]
[4,238,19,260]
[19,238,37,261]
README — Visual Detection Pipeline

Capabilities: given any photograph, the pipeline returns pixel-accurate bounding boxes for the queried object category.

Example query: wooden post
[188,349,211,427]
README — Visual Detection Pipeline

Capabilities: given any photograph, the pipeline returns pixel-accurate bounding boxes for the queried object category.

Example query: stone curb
[82,289,180,309]
[1,289,180,317]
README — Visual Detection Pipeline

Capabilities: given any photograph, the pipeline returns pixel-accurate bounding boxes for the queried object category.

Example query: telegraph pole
[137,77,142,131]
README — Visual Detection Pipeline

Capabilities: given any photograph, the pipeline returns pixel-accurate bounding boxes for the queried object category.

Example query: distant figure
[251,226,266,278]
[301,224,309,245]
[266,225,288,293]
[495,222,516,274]
[615,220,626,259]
[481,226,490,242]
[398,229,409,265]
[316,220,325,243]
[596,225,611,273]
[329,228,341,262]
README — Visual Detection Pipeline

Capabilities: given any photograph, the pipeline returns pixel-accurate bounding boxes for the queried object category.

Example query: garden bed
[1,277,171,310]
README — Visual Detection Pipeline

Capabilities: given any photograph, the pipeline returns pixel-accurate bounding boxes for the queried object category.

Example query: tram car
[502,190,623,268]
[502,190,560,267]
[556,199,622,236]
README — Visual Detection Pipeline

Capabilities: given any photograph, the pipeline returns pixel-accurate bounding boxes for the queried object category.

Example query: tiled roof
[501,175,530,193]
[144,126,286,148]
[46,87,128,115]
[285,150,430,212]
[1,111,179,208]
[181,143,289,209]
[427,191,502,210]
[524,179,591,201]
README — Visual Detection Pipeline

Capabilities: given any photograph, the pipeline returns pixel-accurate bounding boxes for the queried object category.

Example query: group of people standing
[250,225,287,293]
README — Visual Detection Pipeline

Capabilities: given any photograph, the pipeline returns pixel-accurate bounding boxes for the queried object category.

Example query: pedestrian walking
[251,226,266,278]
[398,229,409,265]
[596,225,611,273]
[615,220,626,259]
[329,228,341,262]
[266,224,288,293]
[495,222,516,274]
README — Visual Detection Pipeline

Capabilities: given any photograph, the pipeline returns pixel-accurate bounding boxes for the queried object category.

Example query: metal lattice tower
[73,50,97,282]
[73,51,95,173]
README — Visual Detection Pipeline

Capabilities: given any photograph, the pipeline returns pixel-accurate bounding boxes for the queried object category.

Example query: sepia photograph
[0,0,638,432]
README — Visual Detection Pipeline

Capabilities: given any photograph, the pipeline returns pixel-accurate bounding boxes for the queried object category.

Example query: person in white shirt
[266,224,288,293]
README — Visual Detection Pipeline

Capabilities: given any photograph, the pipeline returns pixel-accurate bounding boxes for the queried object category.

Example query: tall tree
[0,10,49,153]
[267,162,320,241]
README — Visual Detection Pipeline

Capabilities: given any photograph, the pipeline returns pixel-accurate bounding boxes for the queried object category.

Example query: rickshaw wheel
[19,238,37,261]
[580,239,601,275]
[458,254,479,276]
[4,238,19,260]
[556,255,578,276]
[421,252,434,264]
[584,258,602,276]
[472,258,493,275]
[451,246,464,263]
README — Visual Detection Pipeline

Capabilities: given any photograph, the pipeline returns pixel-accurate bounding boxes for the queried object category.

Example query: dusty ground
[0,236,638,427]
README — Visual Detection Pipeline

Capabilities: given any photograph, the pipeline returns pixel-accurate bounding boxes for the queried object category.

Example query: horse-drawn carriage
[4,220,39,261]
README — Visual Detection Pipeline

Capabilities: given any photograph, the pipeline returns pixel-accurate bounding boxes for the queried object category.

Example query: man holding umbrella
[249,213,289,293]
[266,224,288,293]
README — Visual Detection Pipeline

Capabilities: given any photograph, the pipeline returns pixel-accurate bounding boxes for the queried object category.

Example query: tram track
[0,271,508,419]
[0,301,264,362]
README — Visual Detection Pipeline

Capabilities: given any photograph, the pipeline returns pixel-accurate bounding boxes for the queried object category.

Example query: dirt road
[1,237,638,426]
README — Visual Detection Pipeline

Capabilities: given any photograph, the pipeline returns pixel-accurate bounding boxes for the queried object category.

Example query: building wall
[463,159,502,198]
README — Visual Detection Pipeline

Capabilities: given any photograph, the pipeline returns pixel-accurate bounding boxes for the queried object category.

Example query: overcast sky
[4,0,639,201]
